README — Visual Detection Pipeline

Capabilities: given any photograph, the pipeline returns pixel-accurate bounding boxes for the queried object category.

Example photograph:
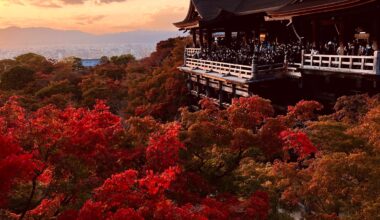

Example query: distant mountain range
[0,27,183,48]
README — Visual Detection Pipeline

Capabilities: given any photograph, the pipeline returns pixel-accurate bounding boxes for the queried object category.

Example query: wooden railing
[301,51,380,75]
[184,47,285,80]
[257,63,284,71]
[185,48,201,57]
[185,58,254,79]
[184,48,380,77]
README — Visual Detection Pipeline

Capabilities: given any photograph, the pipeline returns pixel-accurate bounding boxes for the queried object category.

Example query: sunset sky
[0,0,188,34]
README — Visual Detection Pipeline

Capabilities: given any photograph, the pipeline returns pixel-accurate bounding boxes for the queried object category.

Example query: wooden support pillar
[186,74,193,91]
[374,51,380,75]
[206,29,213,51]
[284,53,288,70]
[356,77,363,89]
[251,53,258,79]
[254,26,260,43]
[325,75,331,84]
[218,81,223,107]
[248,84,254,96]
[225,30,232,47]
[192,29,197,47]
[301,50,305,68]
[298,77,304,89]
[311,19,319,49]
[372,4,380,51]
[186,80,193,91]
[372,2,380,75]
[337,19,346,55]
[231,84,236,99]
[373,79,377,89]
[196,75,201,98]
[199,29,204,48]
[244,31,251,46]
[205,78,211,97]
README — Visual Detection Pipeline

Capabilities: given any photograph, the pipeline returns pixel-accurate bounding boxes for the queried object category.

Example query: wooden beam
[254,26,260,43]
[337,18,345,55]
[206,29,213,50]
[232,84,236,99]
[244,31,252,46]
[199,29,204,48]
[311,19,319,48]
[372,7,380,51]
[225,29,232,47]
[192,29,197,47]
[205,78,211,97]
[219,81,223,107]
[196,75,201,98]
[248,83,254,96]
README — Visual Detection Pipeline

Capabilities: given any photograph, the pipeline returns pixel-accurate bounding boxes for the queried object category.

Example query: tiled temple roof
[174,0,377,29]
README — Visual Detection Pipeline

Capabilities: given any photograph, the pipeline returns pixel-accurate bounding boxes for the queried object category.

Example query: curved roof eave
[268,0,377,18]
[235,5,289,16]
[191,0,295,21]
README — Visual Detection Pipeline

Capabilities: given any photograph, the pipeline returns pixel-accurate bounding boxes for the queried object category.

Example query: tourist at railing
[304,40,375,56]
[300,40,378,71]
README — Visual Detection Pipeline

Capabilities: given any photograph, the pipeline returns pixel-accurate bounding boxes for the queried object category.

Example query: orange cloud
[0,0,188,33]
[5,0,128,7]
[74,15,107,25]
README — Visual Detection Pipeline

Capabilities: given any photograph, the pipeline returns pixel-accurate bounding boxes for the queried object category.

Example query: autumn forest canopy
[0,37,380,219]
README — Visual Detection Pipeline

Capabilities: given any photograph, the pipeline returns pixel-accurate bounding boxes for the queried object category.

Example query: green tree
[0,66,35,90]
[61,56,83,71]
[94,64,126,80]
[35,80,79,99]
[80,75,128,113]
[0,59,17,76]
[110,54,135,65]
[273,152,380,219]
[99,56,110,65]
[14,53,53,73]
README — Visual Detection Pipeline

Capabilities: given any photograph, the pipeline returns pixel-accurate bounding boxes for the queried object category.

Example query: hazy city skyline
[0,27,182,59]
[0,0,188,34]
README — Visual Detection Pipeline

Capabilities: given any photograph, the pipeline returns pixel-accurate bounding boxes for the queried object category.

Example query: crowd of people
[188,37,305,66]
[305,40,375,56]
[187,36,376,66]
[189,40,303,66]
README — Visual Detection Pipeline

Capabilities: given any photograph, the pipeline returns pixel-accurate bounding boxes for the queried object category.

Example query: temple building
[174,0,380,107]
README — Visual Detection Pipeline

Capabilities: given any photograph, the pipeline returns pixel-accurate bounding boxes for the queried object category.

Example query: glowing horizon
[0,0,188,34]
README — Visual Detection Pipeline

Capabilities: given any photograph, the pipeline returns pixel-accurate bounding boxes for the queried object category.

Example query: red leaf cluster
[0,97,270,219]
[146,123,185,172]
[280,130,318,160]
[228,96,274,130]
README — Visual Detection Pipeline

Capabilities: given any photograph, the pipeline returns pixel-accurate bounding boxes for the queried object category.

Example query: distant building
[81,59,100,68]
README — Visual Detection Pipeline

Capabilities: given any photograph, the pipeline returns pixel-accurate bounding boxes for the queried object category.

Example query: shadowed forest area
[0,37,379,219]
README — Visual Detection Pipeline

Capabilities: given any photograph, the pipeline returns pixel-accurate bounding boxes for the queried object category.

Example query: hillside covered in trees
[0,37,190,121]
[0,37,379,219]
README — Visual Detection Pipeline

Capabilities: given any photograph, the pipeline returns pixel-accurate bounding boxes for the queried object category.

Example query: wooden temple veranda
[174,0,380,107]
